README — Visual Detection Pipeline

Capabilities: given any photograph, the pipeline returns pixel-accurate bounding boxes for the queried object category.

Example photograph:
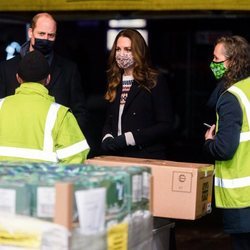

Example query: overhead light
[109,19,146,28]
[107,29,148,50]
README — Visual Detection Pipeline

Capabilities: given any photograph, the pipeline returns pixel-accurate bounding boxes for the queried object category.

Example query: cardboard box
[85,156,214,220]
[54,182,73,230]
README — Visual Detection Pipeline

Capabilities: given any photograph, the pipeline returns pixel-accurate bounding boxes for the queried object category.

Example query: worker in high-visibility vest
[204,36,250,249]
[0,50,89,163]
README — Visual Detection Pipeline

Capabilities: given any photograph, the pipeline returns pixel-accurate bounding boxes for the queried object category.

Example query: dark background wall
[1,11,250,162]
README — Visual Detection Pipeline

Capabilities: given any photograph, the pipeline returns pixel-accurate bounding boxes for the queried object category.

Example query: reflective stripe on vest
[240,131,250,142]
[0,98,5,109]
[0,146,58,162]
[43,103,60,152]
[0,100,60,162]
[215,85,250,190]
[56,140,89,159]
[215,176,250,189]
[228,85,250,142]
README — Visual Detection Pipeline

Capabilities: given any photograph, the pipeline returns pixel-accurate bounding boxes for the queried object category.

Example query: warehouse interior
[1,2,250,249]
[2,10,250,160]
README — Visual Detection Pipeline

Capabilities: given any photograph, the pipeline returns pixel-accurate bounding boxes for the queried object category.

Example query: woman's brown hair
[217,35,250,88]
[105,28,158,102]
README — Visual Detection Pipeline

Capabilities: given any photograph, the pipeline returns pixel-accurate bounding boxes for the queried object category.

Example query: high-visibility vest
[214,78,250,208]
[0,83,89,163]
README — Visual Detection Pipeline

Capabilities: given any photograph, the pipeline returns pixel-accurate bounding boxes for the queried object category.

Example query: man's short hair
[31,12,57,30]
[17,50,50,82]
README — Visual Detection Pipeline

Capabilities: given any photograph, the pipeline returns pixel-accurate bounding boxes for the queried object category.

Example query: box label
[132,174,142,202]
[172,171,192,192]
[107,223,128,250]
[37,187,55,218]
[202,182,209,201]
[75,187,106,234]
[0,189,16,214]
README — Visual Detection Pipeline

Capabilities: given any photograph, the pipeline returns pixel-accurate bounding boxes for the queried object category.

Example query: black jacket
[102,73,173,159]
[0,53,87,133]
[203,81,242,161]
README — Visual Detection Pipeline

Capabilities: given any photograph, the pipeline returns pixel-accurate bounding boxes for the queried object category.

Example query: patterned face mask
[115,53,134,69]
[210,60,227,79]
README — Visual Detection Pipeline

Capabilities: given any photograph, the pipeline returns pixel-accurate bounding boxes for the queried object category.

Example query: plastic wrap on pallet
[0,161,153,249]
[124,210,153,250]
[0,213,69,249]
[71,228,107,250]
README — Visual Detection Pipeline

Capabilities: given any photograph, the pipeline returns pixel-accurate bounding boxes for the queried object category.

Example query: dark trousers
[231,233,250,250]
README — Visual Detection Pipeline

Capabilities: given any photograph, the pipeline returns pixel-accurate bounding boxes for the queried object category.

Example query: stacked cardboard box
[85,156,214,220]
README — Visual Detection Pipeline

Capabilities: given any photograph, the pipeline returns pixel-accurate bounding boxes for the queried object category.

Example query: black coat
[102,73,173,159]
[0,54,87,132]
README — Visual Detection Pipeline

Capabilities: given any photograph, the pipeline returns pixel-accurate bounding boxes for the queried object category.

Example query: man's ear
[45,74,51,86]
[16,73,23,85]
[28,27,33,40]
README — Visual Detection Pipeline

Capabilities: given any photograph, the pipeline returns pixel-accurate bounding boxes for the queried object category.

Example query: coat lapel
[47,56,61,90]
[123,81,140,113]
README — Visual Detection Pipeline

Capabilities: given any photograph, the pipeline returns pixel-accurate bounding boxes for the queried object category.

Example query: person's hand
[101,135,126,152]
[205,124,216,140]
[101,137,115,152]
[113,135,126,150]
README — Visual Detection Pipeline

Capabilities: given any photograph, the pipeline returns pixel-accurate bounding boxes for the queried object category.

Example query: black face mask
[32,38,54,55]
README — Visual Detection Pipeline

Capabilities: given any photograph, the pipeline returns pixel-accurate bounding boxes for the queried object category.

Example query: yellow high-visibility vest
[215,78,250,208]
[0,83,89,163]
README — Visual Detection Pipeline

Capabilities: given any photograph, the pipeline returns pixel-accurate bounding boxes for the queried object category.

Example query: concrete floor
[175,208,232,250]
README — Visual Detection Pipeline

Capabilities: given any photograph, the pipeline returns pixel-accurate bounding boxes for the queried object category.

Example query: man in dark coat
[0,12,87,133]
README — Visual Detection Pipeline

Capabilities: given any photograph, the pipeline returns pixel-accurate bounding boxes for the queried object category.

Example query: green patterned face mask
[210,61,227,79]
